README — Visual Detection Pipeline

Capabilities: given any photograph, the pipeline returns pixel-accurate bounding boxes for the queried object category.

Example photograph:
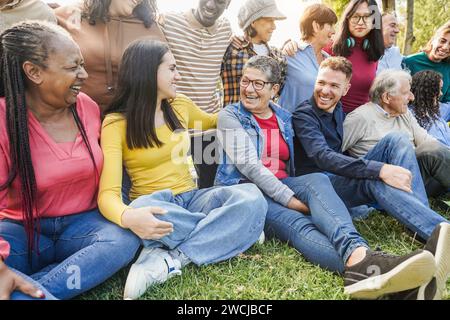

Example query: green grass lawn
[80,195,450,300]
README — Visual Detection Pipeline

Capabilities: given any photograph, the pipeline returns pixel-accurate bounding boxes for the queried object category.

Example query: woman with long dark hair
[55,0,165,111]
[325,0,384,114]
[0,21,140,300]
[98,40,267,300]
[410,70,450,147]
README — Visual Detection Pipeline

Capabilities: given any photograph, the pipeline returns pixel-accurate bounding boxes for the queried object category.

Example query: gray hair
[243,55,281,84]
[369,69,412,105]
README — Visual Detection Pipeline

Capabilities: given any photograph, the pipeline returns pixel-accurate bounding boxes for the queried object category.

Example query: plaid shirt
[221,40,287,107]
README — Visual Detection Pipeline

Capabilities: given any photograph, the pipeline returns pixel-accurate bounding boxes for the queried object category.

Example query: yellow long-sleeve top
[98,94,217,226]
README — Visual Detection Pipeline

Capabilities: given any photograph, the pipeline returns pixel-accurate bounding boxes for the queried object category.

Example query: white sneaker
[258,231,265,245]
[123,247,182,300]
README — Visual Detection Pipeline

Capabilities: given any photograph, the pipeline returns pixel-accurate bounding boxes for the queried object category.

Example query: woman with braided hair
[0,21,140,300]
[410,70,450,147]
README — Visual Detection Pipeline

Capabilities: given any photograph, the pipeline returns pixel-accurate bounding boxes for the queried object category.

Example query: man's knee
[382,132,412,149]
[416,141,450,162]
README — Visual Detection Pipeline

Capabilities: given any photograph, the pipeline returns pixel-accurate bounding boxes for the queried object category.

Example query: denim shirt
[278,42,329,113]
[377,46,403,75]
[215,101,296,206]
[410,106,450,147]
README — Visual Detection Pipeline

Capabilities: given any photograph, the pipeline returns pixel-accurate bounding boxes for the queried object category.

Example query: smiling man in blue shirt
[292,56,450,300]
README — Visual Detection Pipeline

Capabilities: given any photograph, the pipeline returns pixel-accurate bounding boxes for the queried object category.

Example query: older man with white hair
[342,69,450,197]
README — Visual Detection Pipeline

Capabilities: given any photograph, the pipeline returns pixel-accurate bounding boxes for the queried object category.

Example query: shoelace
[164,258,177,274]
[370,248,396,259]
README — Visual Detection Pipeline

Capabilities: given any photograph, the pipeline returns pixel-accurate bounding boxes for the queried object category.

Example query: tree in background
[402,0,414,55]
[382,0,395,12]
[407,0,449,54]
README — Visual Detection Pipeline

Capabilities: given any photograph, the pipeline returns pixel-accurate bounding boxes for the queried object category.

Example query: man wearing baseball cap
[221,0,288,106]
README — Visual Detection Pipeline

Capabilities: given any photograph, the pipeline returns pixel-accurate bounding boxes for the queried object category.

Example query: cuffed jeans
[264,174,369,274]
[330,133,449,240]
[0,209,140,300]
[129,184,267,266]
[10,268,57,300]
[416,140,450,197]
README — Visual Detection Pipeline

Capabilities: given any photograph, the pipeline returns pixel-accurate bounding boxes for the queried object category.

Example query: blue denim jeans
[10,268,57,300]
[264,174,369,274]
[129,184,267,266]
[329,133,449,240]
[0,209,140,300]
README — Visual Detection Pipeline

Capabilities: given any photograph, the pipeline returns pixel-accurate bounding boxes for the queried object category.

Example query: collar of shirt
[310,96,342,119]
[298,41,330,58]
[374,103,391,118]
[0,0,21,10]
[298,41,312,51]
[241,38,271,54]
[184,9,219,34]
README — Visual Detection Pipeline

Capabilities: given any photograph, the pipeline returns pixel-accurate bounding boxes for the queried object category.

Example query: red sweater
[324,40,378,114]
[254,113,290,180]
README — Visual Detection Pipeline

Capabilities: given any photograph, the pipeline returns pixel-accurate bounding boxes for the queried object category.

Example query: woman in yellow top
[98,40,267,300]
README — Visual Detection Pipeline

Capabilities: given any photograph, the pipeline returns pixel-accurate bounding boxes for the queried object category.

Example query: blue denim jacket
[215,101,296,188]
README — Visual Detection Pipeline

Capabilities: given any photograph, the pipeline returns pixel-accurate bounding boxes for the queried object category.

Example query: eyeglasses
[240,78,274,91]
[349,14,374,25]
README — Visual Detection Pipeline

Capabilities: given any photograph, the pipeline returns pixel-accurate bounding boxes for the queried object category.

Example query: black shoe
[422,222,450,299]
[344,249,435,299]
[435,200,450,213]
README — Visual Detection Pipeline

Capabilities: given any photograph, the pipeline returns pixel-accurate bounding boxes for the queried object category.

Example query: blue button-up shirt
[441,102,450,122]
[278,42,329,113]
[410,107,450,148]
[292,98,383,179]
[377,46,403,75]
